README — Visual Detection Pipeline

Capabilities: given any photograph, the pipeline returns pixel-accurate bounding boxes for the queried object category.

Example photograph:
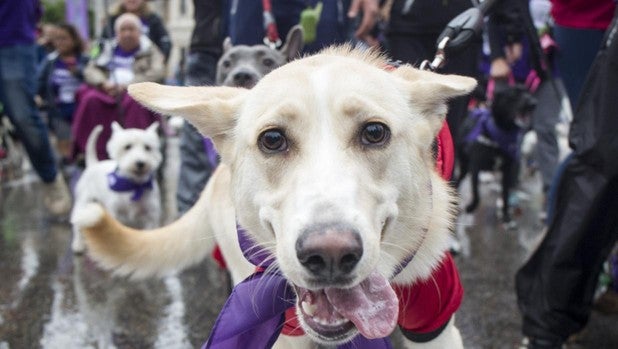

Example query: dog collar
[107,170,154,201]
[204,231,394,348]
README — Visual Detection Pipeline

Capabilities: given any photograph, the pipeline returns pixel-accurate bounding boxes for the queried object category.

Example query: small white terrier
[71,122,162,253]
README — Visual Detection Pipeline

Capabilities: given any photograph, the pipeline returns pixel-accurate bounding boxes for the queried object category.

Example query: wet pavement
[1,135,618,349]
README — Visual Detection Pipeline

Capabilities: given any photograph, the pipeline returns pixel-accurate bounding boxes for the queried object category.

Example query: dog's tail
[85,125,104,166]
[71,165,240,279]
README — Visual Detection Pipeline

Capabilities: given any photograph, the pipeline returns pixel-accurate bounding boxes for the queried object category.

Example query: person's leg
[0,44,57,182]
[176,51,219,214]
[229,0,269,45]
[531,79,562,194]
[553,25,605,106]
[0,44,71,215]
[516,156,618,344]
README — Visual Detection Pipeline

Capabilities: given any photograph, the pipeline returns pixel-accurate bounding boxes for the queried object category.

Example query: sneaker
[519,336,564,349]
[43,174,72,216]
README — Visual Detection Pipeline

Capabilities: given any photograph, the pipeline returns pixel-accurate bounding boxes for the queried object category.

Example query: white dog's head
[107,122,162,183]
[129,46,475,344]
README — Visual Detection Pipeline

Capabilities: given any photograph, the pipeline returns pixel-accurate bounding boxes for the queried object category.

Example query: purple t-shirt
[108,46,138,85]
[51,59,81,104]
[0,0,41,47]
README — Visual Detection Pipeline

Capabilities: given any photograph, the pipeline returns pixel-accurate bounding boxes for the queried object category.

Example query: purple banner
[65,0,89,40]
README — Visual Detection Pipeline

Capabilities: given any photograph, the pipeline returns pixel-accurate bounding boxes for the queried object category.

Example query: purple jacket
[0,0,41,47]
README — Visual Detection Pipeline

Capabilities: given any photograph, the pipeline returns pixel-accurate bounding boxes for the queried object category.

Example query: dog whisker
[381,241,415,255]
[189,235,218,243]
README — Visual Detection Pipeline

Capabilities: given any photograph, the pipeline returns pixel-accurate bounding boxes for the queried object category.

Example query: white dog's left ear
[111,121,123,133]
[128,82,248,161]
[392,65,477,133]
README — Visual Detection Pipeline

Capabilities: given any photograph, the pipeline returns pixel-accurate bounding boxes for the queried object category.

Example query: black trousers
[516,156,618,342]
[516,8,618,343]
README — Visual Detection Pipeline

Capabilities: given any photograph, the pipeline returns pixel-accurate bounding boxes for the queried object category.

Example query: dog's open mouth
[295,270,399,342]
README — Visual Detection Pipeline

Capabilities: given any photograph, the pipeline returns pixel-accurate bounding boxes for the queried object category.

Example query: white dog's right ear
[128,82,248,161]
[392,65,476,136]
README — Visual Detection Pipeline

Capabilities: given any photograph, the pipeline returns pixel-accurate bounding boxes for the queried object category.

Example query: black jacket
[387,0,475,35]
[189,0,226,56]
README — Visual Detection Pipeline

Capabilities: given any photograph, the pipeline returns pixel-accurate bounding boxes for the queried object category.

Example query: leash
[262,0,282,48]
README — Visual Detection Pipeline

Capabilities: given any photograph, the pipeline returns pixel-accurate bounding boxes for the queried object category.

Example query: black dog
[455,85,537,224]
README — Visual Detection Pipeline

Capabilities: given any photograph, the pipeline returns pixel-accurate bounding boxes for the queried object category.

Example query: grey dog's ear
[128,82,248,161]
[392,65,476,134]
[223,37,233,53]
[280,25,304,61]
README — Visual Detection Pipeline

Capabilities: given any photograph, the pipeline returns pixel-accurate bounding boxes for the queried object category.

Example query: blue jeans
[553,24,605,106]
[229,0,350,53]
[0,44,57,182]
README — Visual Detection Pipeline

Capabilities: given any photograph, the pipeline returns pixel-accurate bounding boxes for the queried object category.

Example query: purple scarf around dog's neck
[201,228,393,349]
[107,170,153,201]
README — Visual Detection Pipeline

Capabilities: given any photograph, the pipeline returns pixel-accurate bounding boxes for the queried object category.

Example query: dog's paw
[71,202,105,228]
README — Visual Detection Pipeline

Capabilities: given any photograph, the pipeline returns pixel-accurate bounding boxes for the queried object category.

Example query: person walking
[0,0,71,215]
[515,1,618,348]
[176,0,226,214]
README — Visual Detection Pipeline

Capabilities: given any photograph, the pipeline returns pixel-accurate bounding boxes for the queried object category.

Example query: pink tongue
[324,270,399,339]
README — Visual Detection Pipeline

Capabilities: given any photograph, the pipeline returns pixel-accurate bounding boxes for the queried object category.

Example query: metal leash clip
[420,36,450,72]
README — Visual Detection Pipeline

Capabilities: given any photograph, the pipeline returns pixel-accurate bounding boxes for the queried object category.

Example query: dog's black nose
[135,161,145,169]
[233,72,255,87]
[296,223,363,281]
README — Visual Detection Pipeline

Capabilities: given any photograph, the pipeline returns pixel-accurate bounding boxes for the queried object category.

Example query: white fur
[80,47,476,348]
[127,47,475,348]
[71,202,105,229]
[70,122,163,253]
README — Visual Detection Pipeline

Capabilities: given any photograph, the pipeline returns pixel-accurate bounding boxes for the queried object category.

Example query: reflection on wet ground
[1,136,617,349]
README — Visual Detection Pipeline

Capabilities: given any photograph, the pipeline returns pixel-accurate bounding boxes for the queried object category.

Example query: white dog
[70,122,162,253]
[73,46,476,348]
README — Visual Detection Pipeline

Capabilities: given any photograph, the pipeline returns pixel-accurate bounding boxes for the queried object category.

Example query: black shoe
[520,337,564,349]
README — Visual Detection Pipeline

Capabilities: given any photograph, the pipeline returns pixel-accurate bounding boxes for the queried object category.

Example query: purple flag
[65,0,89,40]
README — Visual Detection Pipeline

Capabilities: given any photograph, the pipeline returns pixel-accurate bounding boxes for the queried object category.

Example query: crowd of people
[1,0,617,348]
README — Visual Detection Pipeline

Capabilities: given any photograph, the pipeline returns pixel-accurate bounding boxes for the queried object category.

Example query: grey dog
[216,25,304,88]
[176,26,304,213]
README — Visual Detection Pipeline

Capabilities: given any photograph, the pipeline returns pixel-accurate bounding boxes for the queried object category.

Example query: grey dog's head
[216,25,304,88]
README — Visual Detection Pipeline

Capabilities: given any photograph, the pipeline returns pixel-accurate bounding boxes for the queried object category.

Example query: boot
[43,174,72,216]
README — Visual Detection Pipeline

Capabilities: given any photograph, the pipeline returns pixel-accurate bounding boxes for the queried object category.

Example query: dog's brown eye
[259,129,288,153]
[361,122,390,146]
[144,145,151,152]
[124,144,132,151]
[263,58,275,67]
[222,60,231,68]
